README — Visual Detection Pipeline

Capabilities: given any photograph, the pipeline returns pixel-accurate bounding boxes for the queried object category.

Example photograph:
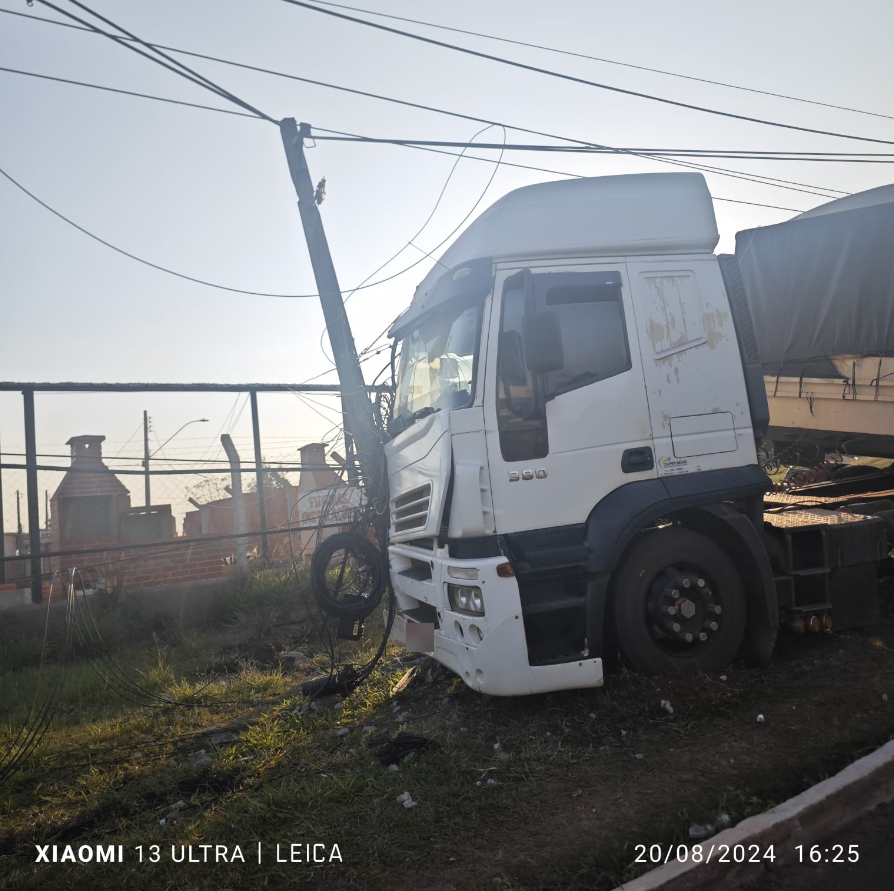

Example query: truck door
[626,259,757,476]
[483,262,656,535]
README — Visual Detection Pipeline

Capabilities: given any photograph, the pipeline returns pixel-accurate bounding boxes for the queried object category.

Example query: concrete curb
[613,738,894,890]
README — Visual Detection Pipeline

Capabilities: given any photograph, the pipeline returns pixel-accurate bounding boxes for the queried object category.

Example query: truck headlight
[447,584,485,616]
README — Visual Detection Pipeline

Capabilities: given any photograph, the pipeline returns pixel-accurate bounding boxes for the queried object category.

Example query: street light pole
[142,416,209,506]
[143,410,150,507]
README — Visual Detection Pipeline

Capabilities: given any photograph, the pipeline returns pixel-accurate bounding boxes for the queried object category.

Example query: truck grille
[392,483,431,534]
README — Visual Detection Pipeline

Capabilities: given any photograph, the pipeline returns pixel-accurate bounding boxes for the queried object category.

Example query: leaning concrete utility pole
[279,119,384,491]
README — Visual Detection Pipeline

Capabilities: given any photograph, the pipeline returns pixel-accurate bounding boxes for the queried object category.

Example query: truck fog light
[447,584,485,616]
[447,565,479,580]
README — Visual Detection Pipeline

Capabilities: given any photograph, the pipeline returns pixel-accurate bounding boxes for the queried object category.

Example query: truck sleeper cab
[383,172,880,696]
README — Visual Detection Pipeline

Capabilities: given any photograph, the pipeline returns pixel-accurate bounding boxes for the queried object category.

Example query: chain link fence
[0,385,373,600]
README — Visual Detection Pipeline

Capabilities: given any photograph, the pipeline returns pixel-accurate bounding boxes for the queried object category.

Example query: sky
[1,0,892,531]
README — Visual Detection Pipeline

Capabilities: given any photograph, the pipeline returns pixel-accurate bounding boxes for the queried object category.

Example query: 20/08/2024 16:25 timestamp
[796,845,860,863]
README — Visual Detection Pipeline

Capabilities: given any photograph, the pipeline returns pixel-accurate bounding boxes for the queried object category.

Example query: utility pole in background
[249,390,268,565]
[279,118,384,502]
[143,410,151,506]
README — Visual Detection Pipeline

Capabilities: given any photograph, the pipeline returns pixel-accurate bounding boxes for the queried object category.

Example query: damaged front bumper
[388,542,602,696]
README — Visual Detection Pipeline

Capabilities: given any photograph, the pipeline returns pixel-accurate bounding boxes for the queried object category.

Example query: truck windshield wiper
[388,406,438,439]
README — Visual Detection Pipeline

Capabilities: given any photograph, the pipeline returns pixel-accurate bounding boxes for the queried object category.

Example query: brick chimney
[297,442,342,494]
[68,434,107,466]
[50,435,131,551]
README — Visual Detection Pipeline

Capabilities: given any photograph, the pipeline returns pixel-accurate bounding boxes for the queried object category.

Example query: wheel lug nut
[684,632,694,643]
[699,632,708,641]
[709,621,719,631]
[671,589,680,600]
[666,606,677,616]
[714,605,722,615]
[672,623,681,633]
[697,578,705,587]
[682,579,691,588]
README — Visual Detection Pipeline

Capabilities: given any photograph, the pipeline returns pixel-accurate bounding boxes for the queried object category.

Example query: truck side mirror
[498,330,528,387]
[522,312,564,375]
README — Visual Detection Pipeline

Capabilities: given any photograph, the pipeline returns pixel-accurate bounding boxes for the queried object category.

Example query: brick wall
[53,538,239,591]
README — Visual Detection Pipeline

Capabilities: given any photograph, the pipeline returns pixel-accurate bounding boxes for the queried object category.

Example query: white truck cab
[384,172,780,695]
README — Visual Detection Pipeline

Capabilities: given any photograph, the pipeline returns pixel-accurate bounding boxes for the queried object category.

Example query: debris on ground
[369,732,442,766]
[206,730,239,746]
[689,822,716,840]
[186,750,214,769]
[336,728,351,738]
[396,791,417,809]
[391,667,419,696]
[278,651,307,671]
[756,714,766,722]
[660,699,674,715]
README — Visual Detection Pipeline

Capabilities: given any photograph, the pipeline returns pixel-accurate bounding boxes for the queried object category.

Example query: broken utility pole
[279,119,384,501]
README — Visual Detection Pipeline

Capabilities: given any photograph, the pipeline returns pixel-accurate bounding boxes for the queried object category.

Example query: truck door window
[543,275,631,396]
[497,277,549,462]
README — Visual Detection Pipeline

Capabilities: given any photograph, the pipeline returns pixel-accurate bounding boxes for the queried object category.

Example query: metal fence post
[0,426,5,584]
[221,434,248,573]
[249,390,268,565]
[23,389,42,603]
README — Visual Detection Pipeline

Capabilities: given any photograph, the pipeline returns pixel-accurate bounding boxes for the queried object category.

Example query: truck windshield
[393,296,481,430]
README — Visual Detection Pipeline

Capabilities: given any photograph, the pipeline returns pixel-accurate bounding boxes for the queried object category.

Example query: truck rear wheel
[609,528,746,675]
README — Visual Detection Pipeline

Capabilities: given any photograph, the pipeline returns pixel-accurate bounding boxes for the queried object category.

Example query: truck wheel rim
[642,563,723,654]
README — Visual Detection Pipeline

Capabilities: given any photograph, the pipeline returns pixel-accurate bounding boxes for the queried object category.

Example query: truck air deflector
[389,256,494,339]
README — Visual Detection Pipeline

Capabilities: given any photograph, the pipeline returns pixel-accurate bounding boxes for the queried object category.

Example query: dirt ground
[388,600,894,891]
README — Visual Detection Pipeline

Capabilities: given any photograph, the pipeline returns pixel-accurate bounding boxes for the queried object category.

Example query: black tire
[609,527,746,675]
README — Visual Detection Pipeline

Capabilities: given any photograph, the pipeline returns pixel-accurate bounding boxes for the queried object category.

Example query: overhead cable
[2,9,863,199]
[306,0,894,123]
[32,0,276,123]
[283,0,894,147]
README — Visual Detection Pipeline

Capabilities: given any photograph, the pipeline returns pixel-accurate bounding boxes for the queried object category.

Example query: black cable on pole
[32,0,277,124]
[283,0,894,148]
[3,8,858,199]
[6,10,891,163]
[0,166,309,298]
[307,0,894,123]
[0,150,805,311]
[0,9,868,200]
[0,67,261,119]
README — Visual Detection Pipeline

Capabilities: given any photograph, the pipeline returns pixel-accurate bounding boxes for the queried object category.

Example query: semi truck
[379,172,894,696]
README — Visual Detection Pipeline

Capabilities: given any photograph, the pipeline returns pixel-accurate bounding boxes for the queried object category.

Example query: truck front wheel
[609,528,746,675]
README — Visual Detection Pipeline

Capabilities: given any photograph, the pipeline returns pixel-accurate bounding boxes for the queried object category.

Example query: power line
[0,165,308,298]
[0,148,805,313]
[0,61,853,204]
[3,9,860,202]
[307,0,894,123]
[0,66,261,119]
[0,65,835,202]
[4,67,886,167]
[283,0,894,148]
[32,0,276,123]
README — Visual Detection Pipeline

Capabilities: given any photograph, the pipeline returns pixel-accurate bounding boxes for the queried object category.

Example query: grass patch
[1,575,894,890]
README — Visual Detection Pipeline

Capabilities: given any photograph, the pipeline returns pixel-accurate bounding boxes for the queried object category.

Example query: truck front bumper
[388,543,602,696]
